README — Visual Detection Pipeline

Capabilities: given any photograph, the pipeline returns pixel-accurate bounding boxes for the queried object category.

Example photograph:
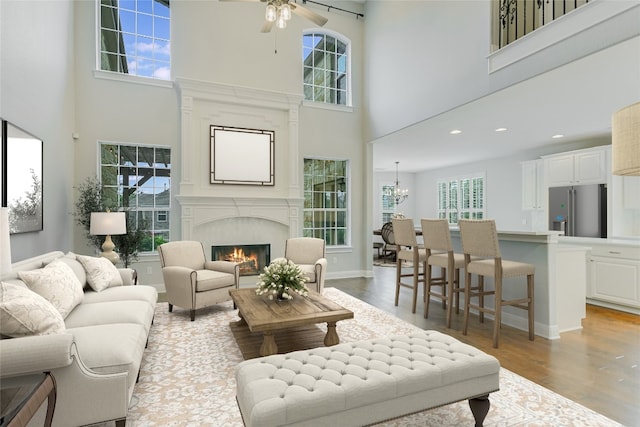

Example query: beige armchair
[284,237,327,294]
[158,240,240,321]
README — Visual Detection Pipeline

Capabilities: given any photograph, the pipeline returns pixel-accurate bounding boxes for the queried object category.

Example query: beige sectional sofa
[0,251,158,427]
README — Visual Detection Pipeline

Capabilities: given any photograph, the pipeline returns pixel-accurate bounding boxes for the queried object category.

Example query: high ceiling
[372,36,640,173]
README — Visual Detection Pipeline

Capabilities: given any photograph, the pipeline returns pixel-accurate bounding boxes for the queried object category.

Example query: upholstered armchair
[284,237,327,294]
[158,241,240,321]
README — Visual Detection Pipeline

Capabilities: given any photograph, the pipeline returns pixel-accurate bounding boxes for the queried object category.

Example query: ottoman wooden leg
[468,394,490,427]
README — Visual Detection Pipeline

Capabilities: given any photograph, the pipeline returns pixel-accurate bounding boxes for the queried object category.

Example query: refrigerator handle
[569,188,576,236]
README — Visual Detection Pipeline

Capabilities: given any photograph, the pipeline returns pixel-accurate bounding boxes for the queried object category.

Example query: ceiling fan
[221,0,328,32]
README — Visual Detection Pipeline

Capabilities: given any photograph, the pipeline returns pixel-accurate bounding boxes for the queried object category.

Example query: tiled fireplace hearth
[211,244,270,276]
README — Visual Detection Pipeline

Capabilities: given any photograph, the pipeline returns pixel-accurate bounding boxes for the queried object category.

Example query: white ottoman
[235,330,500,426]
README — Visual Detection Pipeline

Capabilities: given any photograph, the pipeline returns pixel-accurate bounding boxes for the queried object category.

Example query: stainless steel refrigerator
[548,184,607,238]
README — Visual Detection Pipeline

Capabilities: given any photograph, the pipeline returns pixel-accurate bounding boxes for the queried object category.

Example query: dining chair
[420,218,466,328]
[458,219,535,348]
[380,221,398,261]
[391,218,427,313]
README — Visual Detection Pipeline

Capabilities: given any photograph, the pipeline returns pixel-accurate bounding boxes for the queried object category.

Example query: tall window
[99,142,171,253]
[381,184,396,224]
[99,0,171,80]
[303,159,349,246]
[302,31,350,106]
[437,174,485,225]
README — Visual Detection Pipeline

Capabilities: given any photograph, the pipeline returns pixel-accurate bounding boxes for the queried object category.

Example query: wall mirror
[1,119,43,234]
[210,125,275,186]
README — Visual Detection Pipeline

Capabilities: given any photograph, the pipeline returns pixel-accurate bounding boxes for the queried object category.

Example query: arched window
[303,31,350,106]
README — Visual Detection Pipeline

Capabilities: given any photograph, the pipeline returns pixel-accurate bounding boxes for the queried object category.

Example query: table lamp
[90,210,127,264]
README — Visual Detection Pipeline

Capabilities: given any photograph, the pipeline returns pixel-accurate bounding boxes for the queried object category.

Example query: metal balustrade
[494,0,591,49]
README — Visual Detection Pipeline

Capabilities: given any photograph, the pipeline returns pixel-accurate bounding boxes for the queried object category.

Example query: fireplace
[211,244,271,277]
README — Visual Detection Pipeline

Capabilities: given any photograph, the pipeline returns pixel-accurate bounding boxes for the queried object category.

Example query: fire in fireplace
[211,244,271,277]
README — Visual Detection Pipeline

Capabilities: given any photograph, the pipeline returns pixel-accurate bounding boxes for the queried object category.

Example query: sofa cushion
[83,285,158,306]
[64,300,155,334]
[76,255,123,292]
[0,281,66,337]
[68,323,147,391]
[18,260,84,319]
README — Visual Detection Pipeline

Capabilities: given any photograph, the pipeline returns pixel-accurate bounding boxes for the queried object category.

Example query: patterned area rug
[125,288,621,426]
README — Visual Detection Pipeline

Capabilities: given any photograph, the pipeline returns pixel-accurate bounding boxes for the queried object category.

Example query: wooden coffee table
[229,288,354,357]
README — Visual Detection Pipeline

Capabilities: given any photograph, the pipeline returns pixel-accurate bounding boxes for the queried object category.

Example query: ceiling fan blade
[261,20,274,33]
[291,3,328,27]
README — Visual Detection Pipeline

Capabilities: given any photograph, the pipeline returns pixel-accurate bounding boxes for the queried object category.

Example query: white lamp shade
[612,102,640,176]
[90,212,127,236]
[0,207,12,276]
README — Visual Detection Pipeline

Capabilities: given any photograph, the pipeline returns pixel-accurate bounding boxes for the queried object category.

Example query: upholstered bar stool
[421,218,466,328]
[458,219,535,348]
[392,218,428,313]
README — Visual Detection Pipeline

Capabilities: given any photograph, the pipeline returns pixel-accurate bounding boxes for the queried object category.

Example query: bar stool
[392,218,427,313]
[421,218,465,328]
[458,219,535,348]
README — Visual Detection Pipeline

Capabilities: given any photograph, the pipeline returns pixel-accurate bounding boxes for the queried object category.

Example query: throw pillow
[42,252,88,288]
[18,260,84,319]
[0,281,66,337]
[76,255,123,292]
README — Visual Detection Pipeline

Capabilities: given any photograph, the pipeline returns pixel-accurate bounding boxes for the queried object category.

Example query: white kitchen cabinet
[521,159,544,210]
[589,244,640,312]
[622,176,640,209]
[545,146,609,187]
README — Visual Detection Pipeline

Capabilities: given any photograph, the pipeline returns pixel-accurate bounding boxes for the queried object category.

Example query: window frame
[437,172,486,225]
[96,0,171,82]
[98,141,172,254]
[303,158,350,248]
[302,29,352,109]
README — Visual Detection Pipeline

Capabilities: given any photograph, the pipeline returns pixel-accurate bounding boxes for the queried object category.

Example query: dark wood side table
[0,373,56,427]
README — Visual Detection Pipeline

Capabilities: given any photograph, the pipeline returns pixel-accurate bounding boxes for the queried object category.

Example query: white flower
[256,258,309,299]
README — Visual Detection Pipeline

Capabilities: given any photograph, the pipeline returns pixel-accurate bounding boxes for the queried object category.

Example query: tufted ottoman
[235,330,500,426]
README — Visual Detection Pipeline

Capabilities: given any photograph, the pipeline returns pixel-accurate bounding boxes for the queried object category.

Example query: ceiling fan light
[265,4,277,22]
[276,11,287,29]
[281,3,292,20]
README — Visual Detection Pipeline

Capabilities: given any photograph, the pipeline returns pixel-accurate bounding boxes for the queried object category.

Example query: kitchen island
[447,229,582,340]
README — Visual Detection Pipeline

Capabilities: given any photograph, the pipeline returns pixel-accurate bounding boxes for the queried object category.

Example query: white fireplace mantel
[175,79,305,243]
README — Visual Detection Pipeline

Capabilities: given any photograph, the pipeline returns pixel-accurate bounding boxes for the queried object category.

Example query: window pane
[303,158,348,247]
[99,0,171,80]
[302,31,349,106]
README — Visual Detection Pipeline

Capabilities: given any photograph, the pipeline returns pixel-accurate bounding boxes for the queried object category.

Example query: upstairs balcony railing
[494,0,591,49]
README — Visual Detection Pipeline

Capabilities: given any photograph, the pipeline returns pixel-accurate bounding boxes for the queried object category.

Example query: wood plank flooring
[329,265,640,427]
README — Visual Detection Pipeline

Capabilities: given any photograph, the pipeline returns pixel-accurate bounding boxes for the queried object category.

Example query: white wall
[69,0,366,282]
[363,0,640,142]
[0,0,76,262]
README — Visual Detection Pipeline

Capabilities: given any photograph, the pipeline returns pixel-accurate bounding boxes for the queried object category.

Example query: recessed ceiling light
[552,134,565,139]
[449,129,462,135]
[495,127,507,132]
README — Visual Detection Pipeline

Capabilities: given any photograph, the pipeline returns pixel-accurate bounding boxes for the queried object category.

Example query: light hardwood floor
[328,265,640,427]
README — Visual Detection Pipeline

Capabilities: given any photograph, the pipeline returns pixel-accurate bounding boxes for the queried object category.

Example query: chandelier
[265,0,293,29]
[384,161,408,205]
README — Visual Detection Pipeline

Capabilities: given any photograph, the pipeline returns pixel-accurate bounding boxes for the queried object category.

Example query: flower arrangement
[256,258,309,301]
